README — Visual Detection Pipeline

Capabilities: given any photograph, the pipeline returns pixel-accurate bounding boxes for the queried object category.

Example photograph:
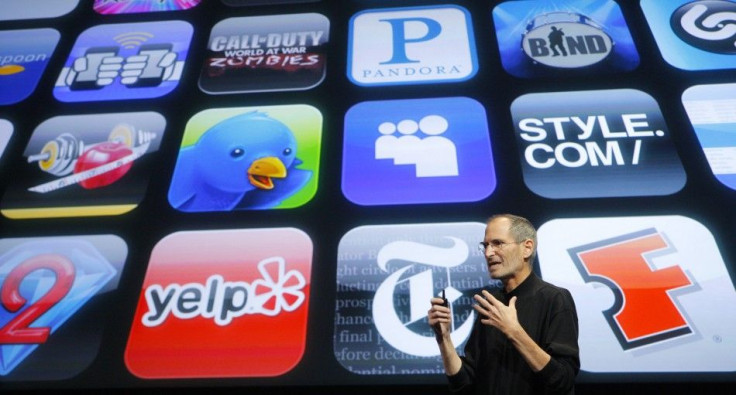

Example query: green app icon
[169,105,322,211]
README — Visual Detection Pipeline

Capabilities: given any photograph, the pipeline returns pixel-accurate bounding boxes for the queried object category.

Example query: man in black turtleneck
[428,214,579,394]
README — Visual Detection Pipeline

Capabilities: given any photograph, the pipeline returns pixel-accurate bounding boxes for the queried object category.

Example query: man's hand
[473,290,551,372]
[428,297,451,339]
[473,290,523,338]
[428,297,462,375]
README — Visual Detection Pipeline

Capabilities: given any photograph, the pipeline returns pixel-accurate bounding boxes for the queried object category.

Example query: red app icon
[125,228,312,378]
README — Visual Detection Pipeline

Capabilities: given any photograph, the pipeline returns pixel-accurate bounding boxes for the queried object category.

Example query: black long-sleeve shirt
[447,273,580,394]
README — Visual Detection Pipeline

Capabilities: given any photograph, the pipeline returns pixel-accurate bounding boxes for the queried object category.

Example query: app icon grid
[0,0,735,391]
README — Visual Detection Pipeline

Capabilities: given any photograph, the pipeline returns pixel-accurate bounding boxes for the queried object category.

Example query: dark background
[1,0,735,393]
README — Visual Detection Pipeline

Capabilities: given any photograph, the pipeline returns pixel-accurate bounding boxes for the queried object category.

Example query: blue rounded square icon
[682,83,736,190]
[0,29,60,106]
[53,21,193,102]
[641,0,736,70]
[492,0,639,78]
[342,97,496,206]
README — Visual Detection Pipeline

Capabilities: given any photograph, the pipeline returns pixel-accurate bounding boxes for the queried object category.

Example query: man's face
[483,217,529,281]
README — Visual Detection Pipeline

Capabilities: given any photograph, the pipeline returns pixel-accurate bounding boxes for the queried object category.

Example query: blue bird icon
[168,111,312,211]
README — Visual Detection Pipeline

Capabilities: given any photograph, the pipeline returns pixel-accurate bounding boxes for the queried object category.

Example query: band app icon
[0,28,60,106]
[168,105,322,212]
[200,13,329,94]
[0,0,78,21]
[0,235,128,380]
[538,216,736,372]
[342,97,496,206]
[125,228,312,378]
[641,0,736,70]
[93,0,201,14]
[510,89,686,199]
[348,4,478,86]
[492,0,639,78]
[53,21,193,102]
[682,83,736,191]
[1,112,166,219]
[335,222,494,375]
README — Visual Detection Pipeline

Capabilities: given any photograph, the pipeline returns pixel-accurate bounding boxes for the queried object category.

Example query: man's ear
[522,239,534,259]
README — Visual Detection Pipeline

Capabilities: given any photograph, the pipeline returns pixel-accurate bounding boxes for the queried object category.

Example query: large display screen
[1,0,735,392]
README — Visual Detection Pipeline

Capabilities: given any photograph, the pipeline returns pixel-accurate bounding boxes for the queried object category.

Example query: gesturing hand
[473,290,522,337]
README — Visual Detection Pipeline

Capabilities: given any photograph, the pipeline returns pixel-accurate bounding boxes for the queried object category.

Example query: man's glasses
[478,240,519,252]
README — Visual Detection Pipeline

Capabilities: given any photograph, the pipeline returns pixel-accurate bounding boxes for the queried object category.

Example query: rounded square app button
[641,0,736,71]
[0,29,60,106]
[492,0,639,78]
[53,21,193,102]
[510,89,686,199]
[0,120,12,161]
[168,105,322,212]
[0,235,128,380]
[335,222,495,375]
[125,228,312,378]
[342,97,496,206]
[682,83,736,191]
[348,5,478,86]
[200,13,329,94]
[93,0,201,14]
[0,0,78,21]
[1,112,166,219]
[538,216,736,372]
[222,0,320,5]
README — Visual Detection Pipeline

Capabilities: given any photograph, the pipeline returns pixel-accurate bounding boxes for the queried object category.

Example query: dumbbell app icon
[27,124,156,191]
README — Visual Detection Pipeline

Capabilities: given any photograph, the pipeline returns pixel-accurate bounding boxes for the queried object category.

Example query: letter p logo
[348,5,478,86]
[378,17,441,64]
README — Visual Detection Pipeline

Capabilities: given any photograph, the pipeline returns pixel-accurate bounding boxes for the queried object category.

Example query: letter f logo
[568,228,696,350]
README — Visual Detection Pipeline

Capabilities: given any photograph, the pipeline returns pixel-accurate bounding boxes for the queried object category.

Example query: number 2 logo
[0,254,75,344]
[0,237,126,378]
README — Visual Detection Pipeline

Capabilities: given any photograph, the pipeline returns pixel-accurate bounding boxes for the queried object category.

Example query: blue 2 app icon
[0,236,128,380]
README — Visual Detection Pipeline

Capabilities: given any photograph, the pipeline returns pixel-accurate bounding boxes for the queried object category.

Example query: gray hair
[488,213,537,265]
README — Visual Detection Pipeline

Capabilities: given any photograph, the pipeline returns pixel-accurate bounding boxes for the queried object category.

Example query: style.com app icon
[492,0,639,78]
[538,216,736,372]
[0,29,60,106]
[0,235,127,380]
[348,5,478,86]
[1,112,166,219]
[641,0,736,70]
[125,228,312,378]
[682,83,736,191]
[335,222,495,375]
[510,89,686,199]
[94,0,201,14]
[200,13,329,94]
[342,97,495,206]
[54,21,193,102]
[168,105,322,212]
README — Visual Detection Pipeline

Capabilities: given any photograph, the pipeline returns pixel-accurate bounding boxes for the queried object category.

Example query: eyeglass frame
[478,240,522,252]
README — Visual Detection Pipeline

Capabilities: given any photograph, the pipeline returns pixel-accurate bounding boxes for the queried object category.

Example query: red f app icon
[538,216,736,373]
[125,228,312,378]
